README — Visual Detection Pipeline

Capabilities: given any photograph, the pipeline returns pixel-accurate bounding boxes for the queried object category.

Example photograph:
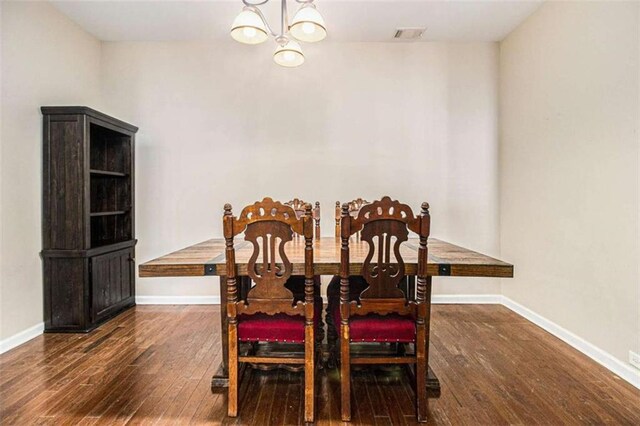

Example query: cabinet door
[91,248,134,323]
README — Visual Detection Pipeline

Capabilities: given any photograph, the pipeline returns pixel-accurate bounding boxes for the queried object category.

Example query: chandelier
[231,0,327,67]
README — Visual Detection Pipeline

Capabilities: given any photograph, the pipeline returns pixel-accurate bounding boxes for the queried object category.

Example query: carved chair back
[224,198,315,318]
[339,196,430,319]
[334,198,370,238]
[286,198,321,239]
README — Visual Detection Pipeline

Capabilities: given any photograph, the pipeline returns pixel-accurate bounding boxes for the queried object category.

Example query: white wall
[0,1,4,337]
[0,1,102,340]
[100,41,501,299]
[500,1,639,367]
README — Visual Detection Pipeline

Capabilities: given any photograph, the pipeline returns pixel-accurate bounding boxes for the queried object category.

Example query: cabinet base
[44,301,135,333]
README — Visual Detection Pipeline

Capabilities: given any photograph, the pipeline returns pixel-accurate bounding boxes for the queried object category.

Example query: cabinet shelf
[90,169,128,177]
[90,210,128,217]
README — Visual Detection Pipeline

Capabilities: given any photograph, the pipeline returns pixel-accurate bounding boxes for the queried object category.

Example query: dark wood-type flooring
[1,305,638,425]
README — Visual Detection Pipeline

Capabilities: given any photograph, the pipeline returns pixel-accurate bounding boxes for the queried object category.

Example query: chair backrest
[334,198,370,238]
[285,198,321,239]
[339,196,430,317]
[224,197,315,317]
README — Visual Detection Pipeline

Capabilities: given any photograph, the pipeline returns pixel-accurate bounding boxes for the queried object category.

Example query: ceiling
[51,0,543,42]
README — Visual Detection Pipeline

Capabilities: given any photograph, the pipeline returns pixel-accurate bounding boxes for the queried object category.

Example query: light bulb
[273,40,304,67]
[289,4,326,42]
[230,7,268,44]
[302,22,315,34]
[243,27,257,39]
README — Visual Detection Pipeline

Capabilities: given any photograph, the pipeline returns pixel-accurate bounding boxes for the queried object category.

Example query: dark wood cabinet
[91,247,135,323]
[41,107,138,332]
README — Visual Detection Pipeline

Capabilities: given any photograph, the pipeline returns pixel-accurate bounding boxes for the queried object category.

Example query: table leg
[425,276,440,398]
[211,275,229,389]
[427,367,441,398]
[406,275,440,398]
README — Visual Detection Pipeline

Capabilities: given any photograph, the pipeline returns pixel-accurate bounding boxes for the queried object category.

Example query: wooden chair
[284,199,324,344]
[334,196,431,422]
[224,197,319,422]
[326,198,371,359]
[334,198,369,238]
[286,198,321,239]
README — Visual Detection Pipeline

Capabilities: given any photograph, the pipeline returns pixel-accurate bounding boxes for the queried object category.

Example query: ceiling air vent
[393,28,426,40]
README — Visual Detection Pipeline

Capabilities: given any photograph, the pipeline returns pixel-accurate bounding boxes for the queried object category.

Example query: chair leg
[304,323,315,423]
[415,324,428,422]
[326,301,339,368]
[340,323,351,422]
[228,322,239,417]
[315,299,325,370]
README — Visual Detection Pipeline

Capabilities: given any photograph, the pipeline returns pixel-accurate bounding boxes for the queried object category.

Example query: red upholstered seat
[331,303,415,343]
[238,302,322,343]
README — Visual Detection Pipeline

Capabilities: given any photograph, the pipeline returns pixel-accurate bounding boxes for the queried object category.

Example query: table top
[139,237,513,278]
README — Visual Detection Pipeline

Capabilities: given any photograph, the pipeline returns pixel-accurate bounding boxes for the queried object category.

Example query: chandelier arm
[242,0,270,6]
[244,5,279,37]
[281,0,288,35]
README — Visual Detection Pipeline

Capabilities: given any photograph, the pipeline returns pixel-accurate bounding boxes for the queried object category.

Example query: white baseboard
[136,295,221,305]
[432,294,502,304]
[501,296,640,389]
[0,322,44,355]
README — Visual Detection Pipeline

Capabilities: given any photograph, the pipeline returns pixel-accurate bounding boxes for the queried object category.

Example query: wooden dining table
[139,236,513,395]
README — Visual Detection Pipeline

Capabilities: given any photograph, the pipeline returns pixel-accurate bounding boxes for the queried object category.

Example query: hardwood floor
[1,305,638,425]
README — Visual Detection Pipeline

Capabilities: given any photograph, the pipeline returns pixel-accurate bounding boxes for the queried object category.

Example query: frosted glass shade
[289,4,326,43]
[273,40,305,67]
[230,8,268,44]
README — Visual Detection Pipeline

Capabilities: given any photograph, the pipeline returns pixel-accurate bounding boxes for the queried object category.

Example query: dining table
[139,236,514,396]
